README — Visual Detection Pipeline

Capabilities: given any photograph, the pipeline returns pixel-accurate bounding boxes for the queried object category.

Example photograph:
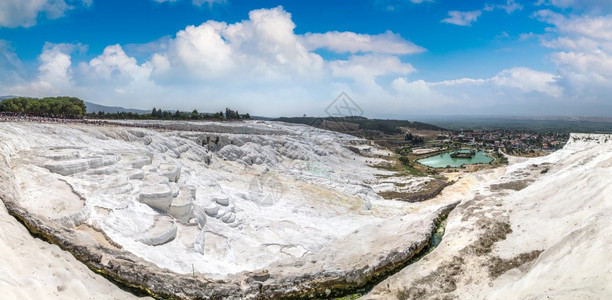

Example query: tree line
[275,116,445,135]
[89,107,250,120]
[0,96,251,121]
[0,97,86,116]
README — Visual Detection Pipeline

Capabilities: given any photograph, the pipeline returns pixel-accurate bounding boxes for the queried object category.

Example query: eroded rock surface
[365,133,612,299]
[0,121,456,299]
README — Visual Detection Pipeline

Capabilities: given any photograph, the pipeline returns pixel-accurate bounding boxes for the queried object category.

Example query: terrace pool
[417,150,493,168]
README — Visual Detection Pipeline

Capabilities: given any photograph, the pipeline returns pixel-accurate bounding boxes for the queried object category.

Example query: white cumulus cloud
[3,6,424,115]
[0,0,91,28]
[0,40,26,85]
[8,43,74,96]
[427,67,561,97]
[491,67,562,97]
[300,31,426,55]
[497,0,523,14]
[155,7,326,83]
[441,10,482,26]
[391,77,453,108]
[83,44,152,82]
[536,10,612,98]
[152,0,226,7]
[3,5,579,116]
[332,54,416,92]
[535,0,612,12]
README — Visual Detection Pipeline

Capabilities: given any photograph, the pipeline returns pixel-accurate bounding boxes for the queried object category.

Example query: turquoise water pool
[417,150,493,168]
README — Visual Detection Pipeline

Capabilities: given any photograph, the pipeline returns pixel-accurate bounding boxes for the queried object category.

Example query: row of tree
[90,108,250,120]
[0,97,86,116]
[275,116,445,135]
[0,96,252,121]
[149,108,219,120]
[224,108,246,120]
[404,133,424,143]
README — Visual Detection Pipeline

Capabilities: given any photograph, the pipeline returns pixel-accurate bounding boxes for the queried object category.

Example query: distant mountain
[0,95,18,101]
[250,115,274,120]
[274,116,445,136]
[85,102,150,114]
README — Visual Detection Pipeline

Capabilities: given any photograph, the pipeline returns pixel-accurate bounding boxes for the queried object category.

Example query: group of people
[0,113,90,124]
[0,113,228,133]
[0,113,121,128]
[0,113,173,130]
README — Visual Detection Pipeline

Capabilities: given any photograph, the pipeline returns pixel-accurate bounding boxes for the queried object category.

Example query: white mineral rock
[139,185,173,212]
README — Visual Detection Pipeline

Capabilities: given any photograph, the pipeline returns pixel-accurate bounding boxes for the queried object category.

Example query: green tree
[0,96,86,116]
[191,109,200,120]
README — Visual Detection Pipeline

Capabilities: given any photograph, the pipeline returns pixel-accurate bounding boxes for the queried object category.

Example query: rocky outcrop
[169,187,194,223]
[55,204,91,228]
[138,215,178,246]
[403,180,453,203]
[44,159,91,175]
[159,164,181,182]
[44,156,120,176]
[139,185,173,213]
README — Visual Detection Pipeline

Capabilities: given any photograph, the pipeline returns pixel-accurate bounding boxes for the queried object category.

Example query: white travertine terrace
[366,133,612,299]
[1,120,609,299]
[1,120,446,283]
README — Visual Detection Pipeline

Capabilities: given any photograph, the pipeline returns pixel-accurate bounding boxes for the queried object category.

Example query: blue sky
[1,0,612,117]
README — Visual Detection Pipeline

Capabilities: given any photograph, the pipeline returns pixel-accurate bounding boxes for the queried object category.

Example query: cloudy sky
[1,0,612,117]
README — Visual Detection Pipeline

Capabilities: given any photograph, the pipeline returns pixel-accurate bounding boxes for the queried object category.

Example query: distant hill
[85,102,150,114]
[250,115,274,120]
[274,116,445,135]
[0,97,150,115]
[0,95,18,101]
[412,115,612,133]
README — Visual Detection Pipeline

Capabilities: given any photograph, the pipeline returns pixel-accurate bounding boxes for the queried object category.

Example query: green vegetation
[91,111,157,120]
[398,156,412,167]
[494,152,508,164]
[404,133,424,143]
[0,96,86,116]
[378,179,449,202]
[372,156,433,177]
[89,107,249,120]
[395,146,412,156]
[274,116,444,135]
[0,95,252,122]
